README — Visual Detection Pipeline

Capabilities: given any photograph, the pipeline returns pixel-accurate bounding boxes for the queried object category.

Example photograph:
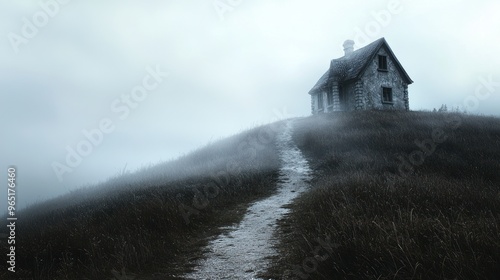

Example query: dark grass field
[2,111,500,279]
[1,121,286,279]
[271,111,500,280]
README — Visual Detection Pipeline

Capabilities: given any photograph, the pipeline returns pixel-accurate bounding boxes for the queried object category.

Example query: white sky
[1,0,499,210]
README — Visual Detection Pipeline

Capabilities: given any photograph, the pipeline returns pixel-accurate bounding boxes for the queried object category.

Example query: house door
[339,85,347,111]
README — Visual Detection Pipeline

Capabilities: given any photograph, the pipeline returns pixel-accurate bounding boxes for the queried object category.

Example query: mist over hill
[2,110,500,279]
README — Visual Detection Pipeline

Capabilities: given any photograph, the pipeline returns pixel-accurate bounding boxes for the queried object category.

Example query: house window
[378,55,388,71]
[327,91,333,107]
[382,87,393,103]
[317,93,324,110]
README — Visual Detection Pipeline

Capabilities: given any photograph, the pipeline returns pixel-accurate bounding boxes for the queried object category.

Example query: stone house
[309,38,413,114]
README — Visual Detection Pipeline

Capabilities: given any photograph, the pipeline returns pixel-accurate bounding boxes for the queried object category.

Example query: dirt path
[184,120,312,280]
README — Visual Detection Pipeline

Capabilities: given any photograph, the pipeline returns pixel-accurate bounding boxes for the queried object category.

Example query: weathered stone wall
[355,80,365,110]
[360,47,407,111]
[331,82,340,112]
[311,94,316,114]
[340,80,366,111]
[403,83,409,110]
[311,45,410,114]
[311,92,321,114]
[311,90,328,114]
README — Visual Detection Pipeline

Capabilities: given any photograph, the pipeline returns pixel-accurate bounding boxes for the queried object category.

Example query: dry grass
[273,110,500,280]
[4,111,500,279]
[1,121,286,279]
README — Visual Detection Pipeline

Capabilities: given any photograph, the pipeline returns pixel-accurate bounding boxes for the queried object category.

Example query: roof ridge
[309,37,412,94]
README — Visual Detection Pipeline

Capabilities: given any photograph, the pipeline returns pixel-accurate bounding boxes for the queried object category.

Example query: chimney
[343,40,355,56]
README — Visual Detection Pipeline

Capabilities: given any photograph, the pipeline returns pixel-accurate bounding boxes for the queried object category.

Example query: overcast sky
[1,0,499,210]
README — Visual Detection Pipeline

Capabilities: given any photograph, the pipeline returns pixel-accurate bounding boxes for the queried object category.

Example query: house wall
[312,87,341,114]
[311,93,316,114]
[342,81,357,111]
[360,47,408,110]
[311,45,410,114]
[311,90,327,114]
[311,93,317,114]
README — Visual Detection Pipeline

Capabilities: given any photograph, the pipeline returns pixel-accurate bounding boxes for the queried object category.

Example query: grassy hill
[2,111,500,279]
[2,121,286,279]
[273,111,500,280]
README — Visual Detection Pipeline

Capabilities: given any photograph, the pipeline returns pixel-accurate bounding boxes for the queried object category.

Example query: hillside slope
[184,120,312,279]
[2,121,286,279]
[272,111,500,280]
[2,111,499,280]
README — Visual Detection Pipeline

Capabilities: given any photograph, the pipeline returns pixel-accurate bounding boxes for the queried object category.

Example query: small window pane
[382,87,393,103]
[378,55,388,70]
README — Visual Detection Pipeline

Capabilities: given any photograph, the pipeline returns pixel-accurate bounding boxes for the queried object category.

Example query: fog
[1,0,499,211]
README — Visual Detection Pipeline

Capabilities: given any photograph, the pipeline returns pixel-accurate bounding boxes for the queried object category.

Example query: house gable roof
[309,38,413,94]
